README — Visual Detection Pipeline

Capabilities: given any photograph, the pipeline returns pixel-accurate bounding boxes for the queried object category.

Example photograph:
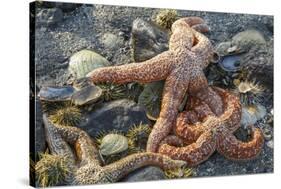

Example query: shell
[232,30,266,53]
[218,54,243,72]
[38,86,75,102]
[138,81,164,120]
[241,104,266,127]
[216,41,232,56]
[68,49,110,79]
[71,85,103,106]
[99,134,128,156]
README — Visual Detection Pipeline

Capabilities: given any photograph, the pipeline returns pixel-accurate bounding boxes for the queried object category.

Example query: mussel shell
[71,85,103,106]
[218,54,244,72]
[100,134,128,156]
[38,86,75,102]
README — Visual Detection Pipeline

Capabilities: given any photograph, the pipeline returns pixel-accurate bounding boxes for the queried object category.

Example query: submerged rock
[131,18,169,62]
[122,166,166,182]
[232,30,266,53]
[36,8,63,27]
[78,99,150,137]
[138,81,164,120]
[101,32,124,51]
[35,99,46,160]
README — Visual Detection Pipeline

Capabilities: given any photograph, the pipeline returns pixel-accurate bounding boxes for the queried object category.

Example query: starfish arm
[146,70,189,152]
[216,126,264,161]
[191,77,224,116]
[43,114,77,183]
[214,87,242,132]
[43,115,101,167]
[74,132,102,166]
[175,112,205,144]
[160,135,185,146]
[191,30,213,55]
[191,24,210,33]
[103,152,186,182]
[175,17,205,28]
[87,51,175,84]
[158,131,216,166]
[43,115,77,164]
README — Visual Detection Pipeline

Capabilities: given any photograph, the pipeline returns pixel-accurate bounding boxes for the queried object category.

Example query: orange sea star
[87,17,223,152]
[158,87,264,166]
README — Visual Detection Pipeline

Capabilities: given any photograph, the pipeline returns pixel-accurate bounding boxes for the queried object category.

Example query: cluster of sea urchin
[48,105,82,126]
[126,123,152,154]
[154,9,179,30]
[164,167,193,179]
[97,83,127,102]
[35,153,71,187]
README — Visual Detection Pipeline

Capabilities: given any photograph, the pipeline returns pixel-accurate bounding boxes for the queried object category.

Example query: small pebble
[266,140,274,149]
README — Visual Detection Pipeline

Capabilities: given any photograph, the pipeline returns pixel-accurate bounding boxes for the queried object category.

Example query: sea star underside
[158,87,264,166]
[42,114,186,185]
[87,17,223,152]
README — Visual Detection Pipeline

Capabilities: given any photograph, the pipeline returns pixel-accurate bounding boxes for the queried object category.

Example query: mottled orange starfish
[87,17,223,152]
[158,87,264,166]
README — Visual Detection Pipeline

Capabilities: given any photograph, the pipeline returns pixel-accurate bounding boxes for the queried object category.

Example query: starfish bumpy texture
[43,115,186,185]
[158,87,264,166]
[87,17,223,152]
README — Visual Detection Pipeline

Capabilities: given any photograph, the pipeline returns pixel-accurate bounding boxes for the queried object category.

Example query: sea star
[158,87,264,166]
[87,17,223,152]
[42,114,186,185]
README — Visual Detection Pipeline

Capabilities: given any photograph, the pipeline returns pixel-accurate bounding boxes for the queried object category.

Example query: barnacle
[234,80,264,105]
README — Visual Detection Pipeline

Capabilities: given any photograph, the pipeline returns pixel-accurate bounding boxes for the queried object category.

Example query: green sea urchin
[35,153,71,187]
[126,123,152,153]
[48,105,82,126]
[154,9,178,30]
[97,83,127,102]
[164,167,193,179]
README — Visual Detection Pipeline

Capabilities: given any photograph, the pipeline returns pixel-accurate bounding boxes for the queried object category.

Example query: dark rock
[241,38,273,91]
[78,99,150,137]
[36,8,63,27]
[36,1,81,12]
[121,166,166,182]
[131,18,169,62]
[35,99,46,160]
